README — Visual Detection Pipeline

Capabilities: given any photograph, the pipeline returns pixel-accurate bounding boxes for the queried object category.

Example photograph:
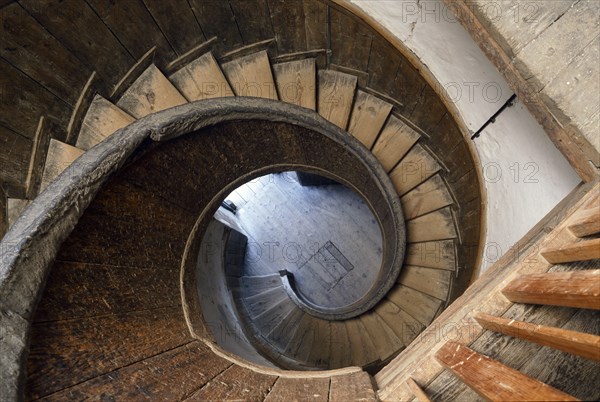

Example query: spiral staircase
[0,0,598,401]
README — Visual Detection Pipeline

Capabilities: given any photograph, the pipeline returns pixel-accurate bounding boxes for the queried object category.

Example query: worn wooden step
[360,310,403,361]
[502,269,600,310]
[406,207,457,243]
[389,144,441,196]
[241,286,289,318]
[169,51,234,101]
[283,313,316,361]
[221,50,278,100]
[76,95,135,150]
[264,377,330,402]
[375,299,424,346]
[474,311,600,361]
[317,70,357,130]
[39,139,85,192]
[397,265,452,300]
[266,307,304,351]
[345,317,379,367]
[330,371,378,401]
[348,90,393,149]
[435,342,578,401]
[116,64,187,118]
[568,206,600,237]
[404,240,457,271]
[272,58,316,110]
[540,238,600,264]
[406,378,432,402]
[329,321,353,368]
[386,285,442,327]
[307,318,331,368]
[401,174,454,220]
[238,274,282,298]
[372,115,421,172]
[253,297,297,336]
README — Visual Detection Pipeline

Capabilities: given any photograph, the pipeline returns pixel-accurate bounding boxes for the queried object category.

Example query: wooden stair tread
[116,64,187,118]
[541,238,600,264]
[283,313,316,360]
[169,51,234,101]
[360,310,404,361]
[239,274,282,298]
[435,342,578,401]
[329,321,353,368]
[401,174,454,220]
[253,297,297,335]
[76,95,134,150]
[241,286,288,318]
[568,205,600,238]
[386,285,442,327]
[502,269,600,310]
[221,50,278,100]
[398,265,452,300]
[474,311,600,361]
[345,318,379,367]
[307,318,331,368]
[389,144,441,196]
[406,207,458,243]
[406,378,432,402]
[375,299,424,346]
[266,307,304,350]
[317,69,357,129]
[405,240,457,271]
[264,377,329,402]
[40,139,85,192]
[329,371,378,401]
[348,90,393,149]
[272,58,316,110]
[372,115,421,172]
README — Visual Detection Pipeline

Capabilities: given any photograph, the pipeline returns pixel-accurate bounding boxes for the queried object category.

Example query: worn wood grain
[267,306,304,351]
[242,286,288,318]
[303,0,328,50]
[110,46,157,100]
[348,90,393,149]
[474,311,600,362]
[401,174,454,220]
[0,58,70,140]
[0,125,31,196]
[375,299,424,346]
[187,364,276,401]
[389,144,441,196]
[435,342,578,401]
[86,0,176,67]
[264,376,329,402]
[398,265,452,301]
[372,115,421,172]
[230,0,275,46]
[503,269,600,310]
[142,0,205,56]
[273,58,316,110]
[34,260,181,323]
[0,2,90,104]
[19,0,132,90]
[329,7,372,72]
[76,95,135,151]
[318,70,357,129]
[361,310,404,361]
[188,0,243,54]
[26,306,192,399]
[116,64,187,118]
[169,52,234,101]
[267,0,307,54]
[307,319,331,368]
[39,139,84,192]
[329,320,353,368]
[405,240,457,271]
[285,313,317,362]
[44,341,231,401]
[386,285,443,328]
[221,50,278,99]
[541,239,600,264]
[406,207,458,243]
[568,206,600,238]
[345,317,379,367]
[407,377,432,402]
[330,371,377,402]
[254,298,297,336]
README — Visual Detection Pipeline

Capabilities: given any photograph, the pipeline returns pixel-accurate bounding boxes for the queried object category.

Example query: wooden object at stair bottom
[502,270,600,310]
[474,311,600,361]
[435,342,578,401]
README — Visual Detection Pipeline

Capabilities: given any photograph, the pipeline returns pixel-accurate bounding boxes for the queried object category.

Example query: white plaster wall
[350,0,581,272]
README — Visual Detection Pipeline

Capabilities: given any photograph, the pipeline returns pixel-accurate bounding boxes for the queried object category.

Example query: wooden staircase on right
[377,182,600,401]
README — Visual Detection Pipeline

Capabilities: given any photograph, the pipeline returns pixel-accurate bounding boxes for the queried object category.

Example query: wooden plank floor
[220,172,383,309]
